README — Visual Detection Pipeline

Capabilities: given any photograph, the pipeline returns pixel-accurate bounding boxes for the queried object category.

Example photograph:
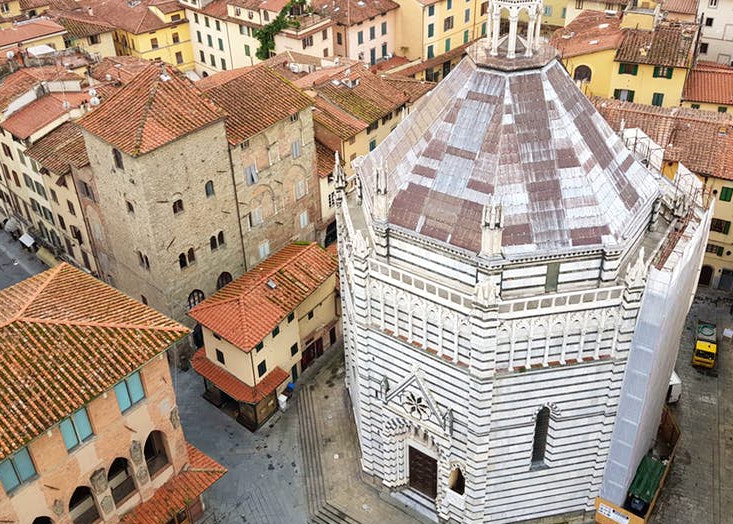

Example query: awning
[19,233,34,248]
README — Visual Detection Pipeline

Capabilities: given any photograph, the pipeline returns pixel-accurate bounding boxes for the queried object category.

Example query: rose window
[403,391,431,420]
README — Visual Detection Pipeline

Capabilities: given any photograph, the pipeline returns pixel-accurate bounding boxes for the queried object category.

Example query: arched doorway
[216,272,232,290]
[32,518,54,524]
[573,65,592,83]
[144,430,169,478]
[108,457,136,505]
[69,486,99,524]
[699,265,713,286]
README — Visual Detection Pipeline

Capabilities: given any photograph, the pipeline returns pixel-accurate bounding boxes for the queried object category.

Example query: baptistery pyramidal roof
[357,31,659,258]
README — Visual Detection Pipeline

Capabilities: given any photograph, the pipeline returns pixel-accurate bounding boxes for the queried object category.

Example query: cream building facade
[337,4,710,524]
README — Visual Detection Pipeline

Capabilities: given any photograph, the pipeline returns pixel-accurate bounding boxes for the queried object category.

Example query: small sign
[598,503,630,524]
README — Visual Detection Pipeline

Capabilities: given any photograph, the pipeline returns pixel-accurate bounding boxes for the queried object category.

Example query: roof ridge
[0,263,64,327]
[134,69,160,156]
[13,315,189,333]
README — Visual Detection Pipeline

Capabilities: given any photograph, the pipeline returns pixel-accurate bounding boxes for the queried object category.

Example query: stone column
[534,11,542,50]
[525,14,536,57]
[490,7,501,56]
[507,12,519,59]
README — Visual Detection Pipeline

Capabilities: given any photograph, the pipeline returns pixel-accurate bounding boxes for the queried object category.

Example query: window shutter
[72,409,93,440]
[628,91,635,102]
[653,66,659,77]
[127,372,145,403]
[60,418,79,450]
[724,221,731,235]
[666,67,673,79]
[618,64,624,74]
[614,89,621,99]
[632,64,638,75]
[114,382,131,412]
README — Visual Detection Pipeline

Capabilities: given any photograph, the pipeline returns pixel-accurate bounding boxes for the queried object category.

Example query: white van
[666,370,682,404]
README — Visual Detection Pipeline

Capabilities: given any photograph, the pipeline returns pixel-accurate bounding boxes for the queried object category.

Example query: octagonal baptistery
[335,12,710,524]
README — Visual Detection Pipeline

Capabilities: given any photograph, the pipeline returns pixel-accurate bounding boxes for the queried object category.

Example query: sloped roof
[661,0,698,15]
[192,349,289,402]
[615,23,696,68]
[380,74,435,103]
[316,139,340,177]
[682,61,733,105]
[25,121,89,175]
[76,0,182,34]
[1,91,87,139]
[0,264,189,460]
[313,95,367,139]
[550,11,624,58]
[310,63,409,123]
[592,96,733,180]
[90,55,151,84]
[0,18,66,47]
[79,63,224,156]
[120,444,226,524]
[53,11,116,37]
[312,0,399,26]
[358,43,659,257]
[200,64,313,145]
[0,66,82,110]
[189,243,338,351]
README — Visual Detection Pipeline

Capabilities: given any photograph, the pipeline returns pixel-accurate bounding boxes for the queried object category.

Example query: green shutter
[718,246,724,256]
[614,89,621,99]
[666,67,673,79]
[653,66,660,78]
[619,63,624,74]
[628,90,635,102]
[720,186,733,202]
[632,64,638,75]
[724,221,731,235]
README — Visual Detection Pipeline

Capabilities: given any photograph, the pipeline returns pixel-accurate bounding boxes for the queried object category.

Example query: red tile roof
[312,0,398,26]
[200,64,313,145]
[0,66,81,110]
[682,61,733,105]
[189,243,337,351]
[79,63,224,156]
[77,0,183,34]
[662,0,698,15]
[229,0,290,12]
[90,55,152,84]
[615,23,696,68]
[304,63,409,123]
[0,18,66,48]
[52,11,115,37]
[371,54,410,73]
[0,264,189,460]
[1,92,88,139]
[316,139,341,177]
[313,95,367,139]
[591,96,733,180]
[550,11,624,58]
[380,74,435,103]
[396,40,472,77]
[191,348,290,402]
[25,121,89,175]
[120,444,226,524]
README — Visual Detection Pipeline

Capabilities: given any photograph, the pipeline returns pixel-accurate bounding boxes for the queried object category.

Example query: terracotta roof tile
[25,121,89,175]
[550,11,624,58]
[591,96,733,180]
[191,349,290,402]
[682,61,733,105]
[90,55,152,84]
[0,264,189,460]
[200,64,313,145]
[310,63,409,123]
[0,66,82,110]
[370,54,410,73]
[379,74,435,103]
[189,243,337,351]
[120,444,226,524]
[615,23,696,68]
[52,11,115,37]
[0,18,66,47]
[77,0,182,34]
[312,0,398,26]
[229,0,290,12]
[1,92,88,139]
[313,95,367,139]
[316,139,341,177]
[79,63,224,156]
[396,41,471,77]
[662,0,698,15]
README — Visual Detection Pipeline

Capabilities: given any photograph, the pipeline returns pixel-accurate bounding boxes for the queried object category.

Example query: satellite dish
[90,96,100,106]
[6,51,14,59]
[62,100,70,110]
[88,88,97,97]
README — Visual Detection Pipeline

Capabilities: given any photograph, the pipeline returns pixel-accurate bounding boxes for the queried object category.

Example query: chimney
[87,6,93,15]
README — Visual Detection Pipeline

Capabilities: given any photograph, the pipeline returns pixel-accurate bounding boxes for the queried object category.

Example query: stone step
[390,489,439,524]
[297,385,328,514]
[309,503,363,524]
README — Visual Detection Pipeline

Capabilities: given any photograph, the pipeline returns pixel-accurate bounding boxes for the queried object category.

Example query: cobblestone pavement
[175,345,419,524]
[0,229,47,289]
[653,288,733,524]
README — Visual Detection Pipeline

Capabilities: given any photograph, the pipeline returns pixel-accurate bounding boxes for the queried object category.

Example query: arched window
[210,235,218,251]
[187,248,195,264]
[112,148,124,170]
[217,231,225,246]
[216,272,233,290]
[69,486,99,524]
[172,199,184,214]
[448,467,465,495]
[108,457,136,505]
[205,180,215,197]
[573,65,592,83]
[531,407,550,467]
[178,253,187,269]
[187,289,205,309]
[144,430,169,478]
[32,518,54,524]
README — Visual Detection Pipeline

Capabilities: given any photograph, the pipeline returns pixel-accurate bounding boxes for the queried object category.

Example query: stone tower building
[336,1,711,522]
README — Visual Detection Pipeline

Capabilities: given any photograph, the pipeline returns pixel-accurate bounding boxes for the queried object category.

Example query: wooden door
[408,446,437,499]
